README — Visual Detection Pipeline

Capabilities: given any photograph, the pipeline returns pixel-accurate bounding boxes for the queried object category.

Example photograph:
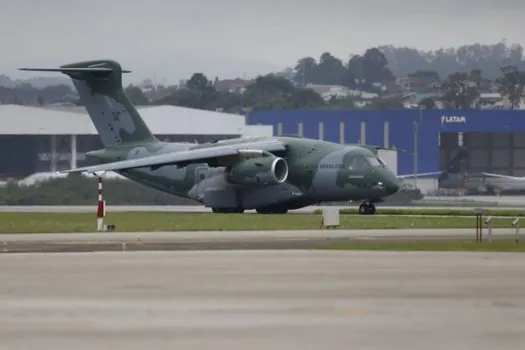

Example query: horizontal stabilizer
[19,67,131,73]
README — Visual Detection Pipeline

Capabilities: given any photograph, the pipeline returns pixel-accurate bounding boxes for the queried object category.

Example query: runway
[0,203,523,213]
[0,228,518,253]
[0,250,524,349]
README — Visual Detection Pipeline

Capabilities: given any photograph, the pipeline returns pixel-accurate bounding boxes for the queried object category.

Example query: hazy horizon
[2,0,524,84]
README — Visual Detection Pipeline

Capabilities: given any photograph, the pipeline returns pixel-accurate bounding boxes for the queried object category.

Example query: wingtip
[60,168,86,174]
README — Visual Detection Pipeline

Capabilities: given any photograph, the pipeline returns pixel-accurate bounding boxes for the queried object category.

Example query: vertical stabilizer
[20,60,159,148]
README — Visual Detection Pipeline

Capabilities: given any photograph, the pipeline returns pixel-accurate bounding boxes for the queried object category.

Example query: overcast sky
[2,0,524,83]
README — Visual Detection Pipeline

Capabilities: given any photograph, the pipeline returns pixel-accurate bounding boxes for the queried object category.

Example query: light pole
[413,119,418,189]
[413,107,424,189]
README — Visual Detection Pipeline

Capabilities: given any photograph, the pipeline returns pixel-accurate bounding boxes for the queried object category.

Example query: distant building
[0,105,272,179]
[247,108,525,194]
[213,78,253,94]
[305,84,380,102]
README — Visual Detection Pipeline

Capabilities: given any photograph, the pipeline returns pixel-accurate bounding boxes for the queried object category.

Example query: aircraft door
[194,166,208,185]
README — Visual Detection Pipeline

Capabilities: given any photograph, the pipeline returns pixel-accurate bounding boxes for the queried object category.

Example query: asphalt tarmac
[0,228,518,253]
[0,250,524,350]
[0,202,523,213]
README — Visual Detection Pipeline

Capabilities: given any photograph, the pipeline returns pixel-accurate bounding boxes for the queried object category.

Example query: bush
[0,176,199,205]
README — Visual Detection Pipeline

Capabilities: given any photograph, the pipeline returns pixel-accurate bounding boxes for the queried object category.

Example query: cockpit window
[366,156,384,167]
[347,156,371,170]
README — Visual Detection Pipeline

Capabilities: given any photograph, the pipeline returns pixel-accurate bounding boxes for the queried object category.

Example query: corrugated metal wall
[247,109,525,175]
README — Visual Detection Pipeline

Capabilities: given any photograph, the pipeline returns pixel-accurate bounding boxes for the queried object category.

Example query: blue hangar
[246,109,525,177]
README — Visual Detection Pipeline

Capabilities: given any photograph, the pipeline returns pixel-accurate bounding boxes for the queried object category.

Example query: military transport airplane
[20,59,400,215]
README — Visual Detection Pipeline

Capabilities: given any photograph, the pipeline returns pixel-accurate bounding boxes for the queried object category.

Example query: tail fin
[439,147,469,181]
[20,60,159,148]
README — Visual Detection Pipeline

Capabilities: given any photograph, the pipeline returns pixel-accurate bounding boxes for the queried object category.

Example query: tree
[153,73,224,110]
[186,73,212,91]
[361,48,394,84]
[369,96,405,109]
[244,74,295,109]
[0,84,75,105]
[379,41,525,80]
[496,66,525,109]
[343,54,364,88]
[312,52,347,86]
[294,57,317,86]
[419,97,436,109]
[290,88,325,108]
[124,85,149,105]
[468,69,483,84]
[408,70,441,83]
[440,72,479,108]
[242,74,325,109]
[342,48,393,92]
[321,96,357,110]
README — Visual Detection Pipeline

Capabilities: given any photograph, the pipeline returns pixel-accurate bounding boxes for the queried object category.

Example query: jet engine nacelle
[228,156,289,186]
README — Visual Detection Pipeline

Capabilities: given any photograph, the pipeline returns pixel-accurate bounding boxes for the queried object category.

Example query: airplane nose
[379,170,401,195]
[386,180,400,195]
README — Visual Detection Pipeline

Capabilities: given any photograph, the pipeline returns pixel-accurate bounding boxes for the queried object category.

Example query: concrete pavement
[0,228,518,253]
[0,250,524,350]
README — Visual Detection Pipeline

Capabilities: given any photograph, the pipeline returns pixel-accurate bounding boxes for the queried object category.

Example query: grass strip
[317,208,525,217]
[318,239,525,252]
[0,212,519,233]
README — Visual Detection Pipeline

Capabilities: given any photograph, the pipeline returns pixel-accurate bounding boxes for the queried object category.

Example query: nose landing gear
[358,202,376,215]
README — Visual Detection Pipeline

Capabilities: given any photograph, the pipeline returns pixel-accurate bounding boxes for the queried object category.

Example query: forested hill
[1,41,524,111]
[291,41,524,85]
[379,42,525,80]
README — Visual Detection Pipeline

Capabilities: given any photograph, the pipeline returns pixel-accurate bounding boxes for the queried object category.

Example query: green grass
[318,208,525,217]
[0,212,519,233]
[318,239,525,252]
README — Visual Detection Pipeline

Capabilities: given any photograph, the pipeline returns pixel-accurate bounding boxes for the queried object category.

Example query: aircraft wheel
[212,207,244,213]
[358,203,376,215]
[256,208,288,214]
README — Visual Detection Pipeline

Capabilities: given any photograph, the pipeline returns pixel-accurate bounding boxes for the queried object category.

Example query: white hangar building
[0,104,272,179]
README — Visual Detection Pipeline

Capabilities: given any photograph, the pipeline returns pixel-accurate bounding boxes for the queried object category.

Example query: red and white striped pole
[96,176,105,231]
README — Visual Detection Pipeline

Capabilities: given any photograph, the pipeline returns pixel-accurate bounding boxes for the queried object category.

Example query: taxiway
[0,250,524,350]
[0,202,523,213]
[0,228,518,253]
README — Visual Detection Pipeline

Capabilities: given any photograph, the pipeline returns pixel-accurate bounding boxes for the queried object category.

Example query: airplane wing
[480,172,525,180]
[397,171,442,179]
[61,139,287,174]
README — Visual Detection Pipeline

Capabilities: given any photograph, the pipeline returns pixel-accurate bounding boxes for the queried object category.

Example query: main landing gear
[211,207,244,213]
[358,202,376,215]
[255,207,288,214]
[211,207,288,214]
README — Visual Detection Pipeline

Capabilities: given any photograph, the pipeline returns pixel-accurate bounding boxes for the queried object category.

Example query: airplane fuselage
[86,136,400,212]
[20,59,401,215]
